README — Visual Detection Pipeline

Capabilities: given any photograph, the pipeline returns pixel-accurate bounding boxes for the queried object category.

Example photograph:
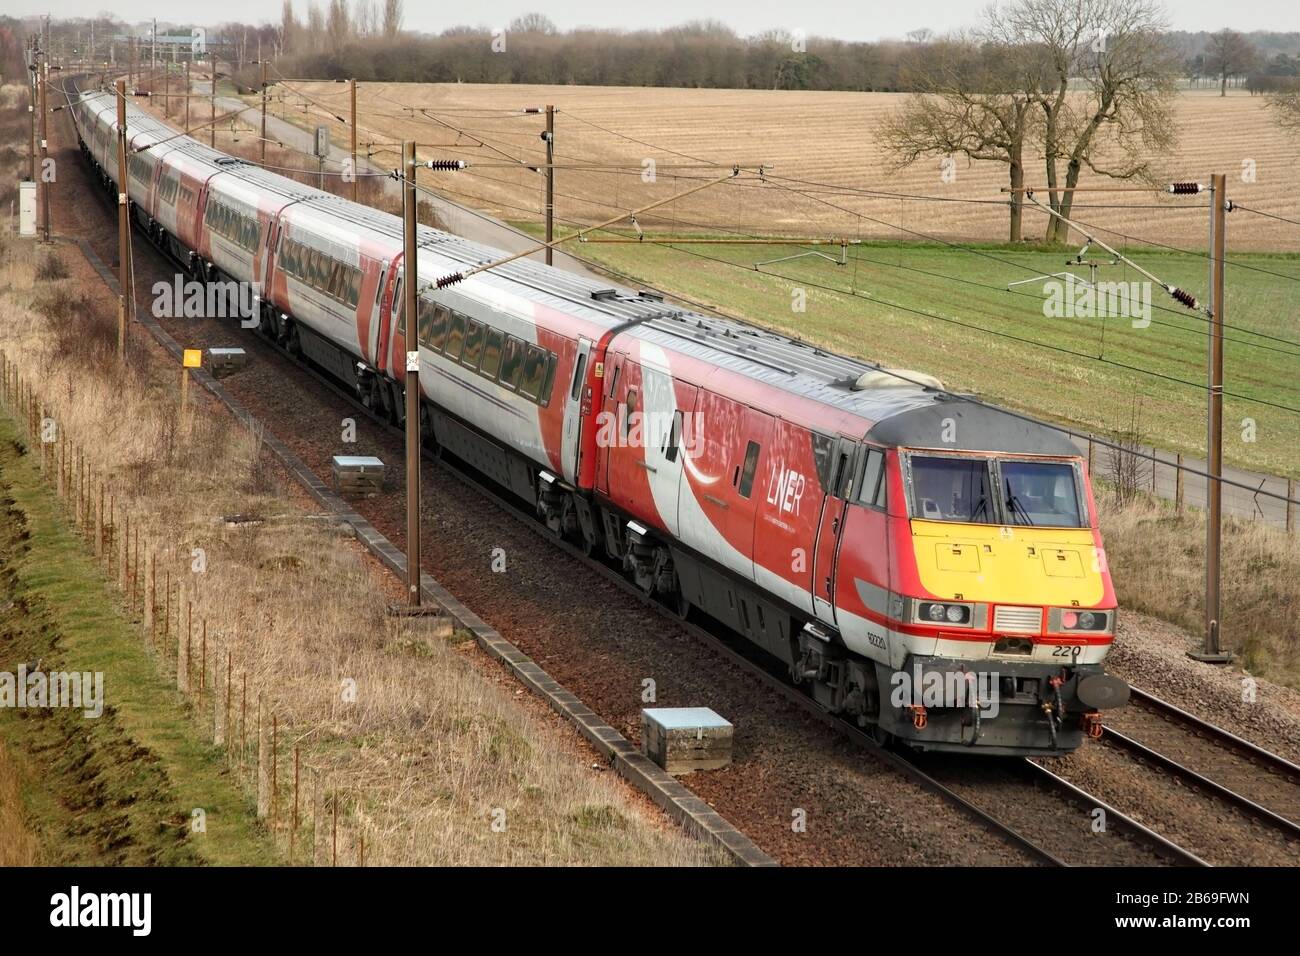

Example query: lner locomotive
[72,87,1129,756]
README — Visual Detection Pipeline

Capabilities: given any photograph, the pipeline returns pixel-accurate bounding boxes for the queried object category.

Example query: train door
[560,337,592,485]
[257,216,276,293]
[603,357,651,521]
[378,267,401,377]
[812,437,859,625]
[633,366,695,540]
[663,380,699,540]
[367,260,388,366]
[596,350,626,496]
[732,406,775,580]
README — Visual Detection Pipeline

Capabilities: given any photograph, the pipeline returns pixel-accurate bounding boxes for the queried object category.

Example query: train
[69,83,1130,756]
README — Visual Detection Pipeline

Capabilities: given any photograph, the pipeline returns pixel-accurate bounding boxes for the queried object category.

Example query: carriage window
[518,346,547,400]
[623,387,639,438]
[908,455,995,524]
[481,328,503,378]
[429,305,450,352]
[857,448,885,508]
[444,312,467,360]
[811,434,835,491]
[461,320,485,370]
[830,450,851,498]
[347,268,361,307]
[499,336,524,390]
[664,410,682,463]
[539,354,557,406]
[417,298,436,347]
[738,441,761,498]
[570,353,587,402]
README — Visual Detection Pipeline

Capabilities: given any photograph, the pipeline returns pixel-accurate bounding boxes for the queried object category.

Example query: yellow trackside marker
[183,349,203,368]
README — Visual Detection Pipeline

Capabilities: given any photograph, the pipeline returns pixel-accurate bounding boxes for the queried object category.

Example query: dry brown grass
[0,747,42,866]
[0,226,719,867]
[261,83,1300,251]
[1098,489,1300,688]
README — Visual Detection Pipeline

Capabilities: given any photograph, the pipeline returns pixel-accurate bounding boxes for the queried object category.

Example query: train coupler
[1080,710,1103,739]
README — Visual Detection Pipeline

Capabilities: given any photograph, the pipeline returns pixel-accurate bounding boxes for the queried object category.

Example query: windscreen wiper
[1005,481,1034,526]
[971,495,989,522]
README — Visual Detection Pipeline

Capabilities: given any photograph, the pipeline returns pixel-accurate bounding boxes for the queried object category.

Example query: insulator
[435,272,464,289]
[1167,182,1202,195]
[425,159,465,171]
[1169,287,1198,309]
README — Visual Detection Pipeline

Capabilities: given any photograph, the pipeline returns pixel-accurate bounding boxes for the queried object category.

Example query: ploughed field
[278,83,1300,250]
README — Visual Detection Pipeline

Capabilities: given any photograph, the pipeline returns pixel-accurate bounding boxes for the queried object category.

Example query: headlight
[917,602,972,626]
[1059,609,1110,632]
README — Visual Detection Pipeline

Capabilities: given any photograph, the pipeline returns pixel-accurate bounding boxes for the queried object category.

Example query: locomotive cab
[875,447,1128,754]
[800,428,1129,756]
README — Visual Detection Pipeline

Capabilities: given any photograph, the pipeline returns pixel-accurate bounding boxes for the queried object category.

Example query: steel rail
[1101,727,1300,840]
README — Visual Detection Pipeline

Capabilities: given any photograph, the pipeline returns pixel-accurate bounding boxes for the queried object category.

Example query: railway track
[52,74,1232,866]
[1099,686,1300,843]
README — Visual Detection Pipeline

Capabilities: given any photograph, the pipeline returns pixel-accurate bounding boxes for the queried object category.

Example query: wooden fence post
[1288,479,1295,535]
[1176,454,1184,514]
[176,585,189,693]
[312,769,324,866]
[256,694,269,819]
[143,552,154,636]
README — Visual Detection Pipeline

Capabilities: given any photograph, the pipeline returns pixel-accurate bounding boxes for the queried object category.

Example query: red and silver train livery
[73,87,1129,756]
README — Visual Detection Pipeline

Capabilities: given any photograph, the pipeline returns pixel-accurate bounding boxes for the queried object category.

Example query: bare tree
[1268,87,1300,133]
[996,0,1181,243]
[509,12,558,34]
[382,0,402,39]
[306,1,325,53]
[880,37,1038,241]
[356,0,378,37]
[1204,29,1258,96]
[1106,395,1150,505]
[327,0,351,51]
[280,0,298,55]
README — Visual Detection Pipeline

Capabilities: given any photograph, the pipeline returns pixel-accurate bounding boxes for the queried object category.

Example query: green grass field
[537,229,1300,478]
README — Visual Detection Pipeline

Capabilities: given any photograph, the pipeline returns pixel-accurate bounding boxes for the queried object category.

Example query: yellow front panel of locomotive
[909,520,1105,608]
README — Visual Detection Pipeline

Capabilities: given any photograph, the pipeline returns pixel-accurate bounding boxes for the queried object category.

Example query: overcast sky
[7,1,1299,41]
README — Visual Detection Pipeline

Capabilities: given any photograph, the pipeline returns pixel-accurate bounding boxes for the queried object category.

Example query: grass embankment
[1097,488,1300,688]
[0,421,277,864]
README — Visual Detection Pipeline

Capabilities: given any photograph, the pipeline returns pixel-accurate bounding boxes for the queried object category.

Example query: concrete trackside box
[641,707,733,774]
